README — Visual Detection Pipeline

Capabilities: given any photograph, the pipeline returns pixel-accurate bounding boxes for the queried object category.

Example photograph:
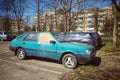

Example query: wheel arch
[15,46,23,55]
[60,52,74,63]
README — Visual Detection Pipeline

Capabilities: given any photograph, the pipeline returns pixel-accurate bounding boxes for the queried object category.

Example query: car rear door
[37,33,57,59]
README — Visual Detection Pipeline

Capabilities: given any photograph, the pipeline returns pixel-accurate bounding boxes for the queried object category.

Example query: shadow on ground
[26,56,60,64]
[96,44,106,50]
[86,57,101,66]
[26,56,101,68]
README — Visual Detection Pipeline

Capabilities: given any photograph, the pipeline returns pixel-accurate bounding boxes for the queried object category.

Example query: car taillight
[90,38,95,40]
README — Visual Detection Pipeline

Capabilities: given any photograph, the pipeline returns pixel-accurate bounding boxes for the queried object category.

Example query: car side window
[17,33,29,40]
[65,34,72,38]
[24,33,38,41]
[39,33,54,43]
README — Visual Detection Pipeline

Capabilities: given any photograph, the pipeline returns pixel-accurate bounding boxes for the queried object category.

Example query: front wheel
[62,54,78,69]
[16,48,26,60]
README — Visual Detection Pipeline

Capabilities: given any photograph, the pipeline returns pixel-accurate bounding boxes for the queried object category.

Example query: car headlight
[86,49,92,55]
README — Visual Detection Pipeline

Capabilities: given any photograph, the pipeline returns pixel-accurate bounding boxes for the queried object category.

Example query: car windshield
[51,32,64,41]
[52,32,80,42]
[52,32,93,42]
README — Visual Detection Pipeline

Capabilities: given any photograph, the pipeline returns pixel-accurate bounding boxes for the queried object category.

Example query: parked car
[89,32,102,46]
[9,32,96,69]
[6,33,16,41]
[65,32,97,46]
[0,31,16,41]
[0,31,7,40]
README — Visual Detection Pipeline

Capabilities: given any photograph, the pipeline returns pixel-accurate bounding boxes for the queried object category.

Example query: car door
[22,32,38,56]
[37,33,57,59]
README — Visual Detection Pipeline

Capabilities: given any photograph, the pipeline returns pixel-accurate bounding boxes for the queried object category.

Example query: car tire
[62,54,78,69]
[16,48,26,60]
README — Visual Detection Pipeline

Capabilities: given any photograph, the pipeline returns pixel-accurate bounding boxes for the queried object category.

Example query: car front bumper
[75,53,96,64]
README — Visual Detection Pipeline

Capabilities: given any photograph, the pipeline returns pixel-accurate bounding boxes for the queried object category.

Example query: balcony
[78,14,84,17]
[98,11,107,15]
[87,13,94,16]
[86,27,94,31]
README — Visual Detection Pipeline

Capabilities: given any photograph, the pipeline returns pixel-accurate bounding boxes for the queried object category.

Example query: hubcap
[18,50,24,59]
[65,56,74,67]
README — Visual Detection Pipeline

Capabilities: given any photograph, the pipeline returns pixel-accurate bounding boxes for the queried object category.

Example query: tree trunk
[17,20,21,34]
[112,0,119,47]
[94,8,99,32]
[55,8,58,31]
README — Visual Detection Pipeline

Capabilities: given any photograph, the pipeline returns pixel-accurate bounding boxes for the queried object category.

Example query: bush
[102,37,113,46]
[100,46,120,52]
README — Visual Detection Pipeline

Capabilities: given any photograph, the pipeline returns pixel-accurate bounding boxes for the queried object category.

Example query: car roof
[25,31,55,34]
[69,32,89,34]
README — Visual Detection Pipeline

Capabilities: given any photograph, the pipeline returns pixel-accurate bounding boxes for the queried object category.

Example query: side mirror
[50,40,56,44]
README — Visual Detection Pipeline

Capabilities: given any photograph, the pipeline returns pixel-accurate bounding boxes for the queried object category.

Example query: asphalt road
[0,41,70,80]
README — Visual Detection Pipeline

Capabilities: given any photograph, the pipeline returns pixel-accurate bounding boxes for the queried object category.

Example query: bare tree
[29,0,45,31]
[31,0,98,33]
[45,0,86,33]
[10,0,27,34]
[111,0,120,47]
[0,0,12,32]
[59,0,97,33]
[51,0,59,31]
[103,14,114,36]
[36,0,42,31]
[94,8,99,32]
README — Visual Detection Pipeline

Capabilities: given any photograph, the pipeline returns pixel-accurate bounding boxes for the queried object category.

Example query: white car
[0,31,7,40]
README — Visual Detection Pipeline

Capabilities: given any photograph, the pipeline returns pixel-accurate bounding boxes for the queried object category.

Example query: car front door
[22,33,38,56]
[37,33,57,59]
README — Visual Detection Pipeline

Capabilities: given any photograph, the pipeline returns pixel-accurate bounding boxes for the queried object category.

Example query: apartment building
[75,6,114,35]
[33,6,119,35]
[11,20,25,33]
[0,18,25,33]
[33,9,65,32]
[33,10,55,31]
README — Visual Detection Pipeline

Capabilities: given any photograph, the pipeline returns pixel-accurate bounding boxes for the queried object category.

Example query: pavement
[0,41,70,80]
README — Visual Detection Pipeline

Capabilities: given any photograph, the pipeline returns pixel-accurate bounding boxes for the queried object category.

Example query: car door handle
[22,42,26,44]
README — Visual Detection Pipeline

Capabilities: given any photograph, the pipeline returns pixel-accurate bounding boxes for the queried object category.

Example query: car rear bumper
[9,46,16,52]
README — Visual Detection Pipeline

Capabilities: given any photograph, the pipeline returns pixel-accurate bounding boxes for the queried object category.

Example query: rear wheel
[62,54,78,69]
[16,48,26,60]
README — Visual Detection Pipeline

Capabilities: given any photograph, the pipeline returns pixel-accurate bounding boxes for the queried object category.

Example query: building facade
[33,6,120,35]
[0,18,25,33]
[75,6,114,35]
[33,9,65,32]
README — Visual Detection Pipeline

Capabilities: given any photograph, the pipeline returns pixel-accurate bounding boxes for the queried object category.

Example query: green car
[9,32,96,69]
